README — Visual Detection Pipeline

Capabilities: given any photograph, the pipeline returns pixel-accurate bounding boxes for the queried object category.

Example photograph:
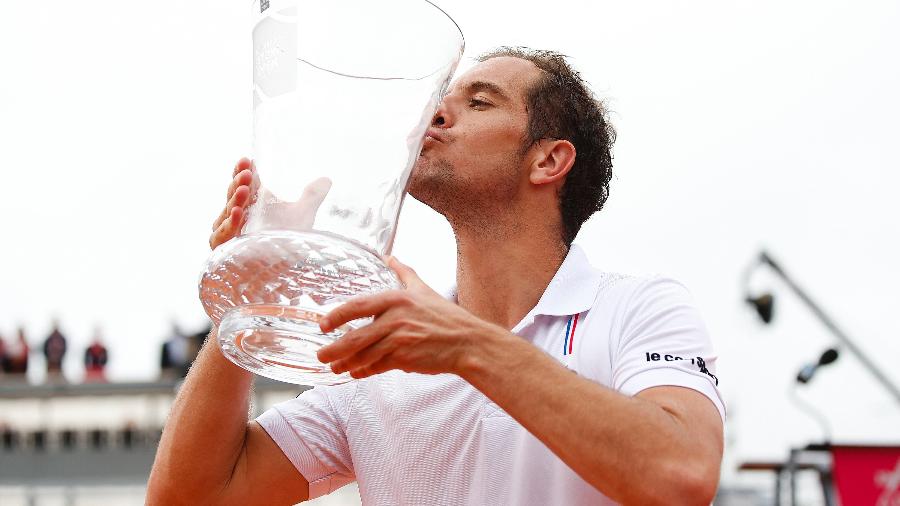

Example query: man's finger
[301,177,332,203]
[348,353,396,380]
[319,292,403,333]
[212,208,228,232]
[227,169,253,200]
[209,207,243,250]
[387,256,425,289]
[319,321,392,366]
[210,215,231,249]
[232,157,252,177]
[212,185,251,231]
[209,212,236,249]
[213,173,249,231]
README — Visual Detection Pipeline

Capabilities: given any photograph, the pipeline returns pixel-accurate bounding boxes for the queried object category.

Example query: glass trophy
[199,0,464,385]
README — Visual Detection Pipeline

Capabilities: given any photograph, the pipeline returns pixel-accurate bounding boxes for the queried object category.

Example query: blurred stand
[789,348,840,445]
[0,377,305,504]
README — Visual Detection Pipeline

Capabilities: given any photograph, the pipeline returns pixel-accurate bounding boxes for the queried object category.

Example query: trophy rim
[252,0,466,82]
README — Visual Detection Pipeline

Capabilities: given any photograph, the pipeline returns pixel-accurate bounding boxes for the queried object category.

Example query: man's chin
[406,177,429,204]
[406,175,443,212]
[407,157,455,208]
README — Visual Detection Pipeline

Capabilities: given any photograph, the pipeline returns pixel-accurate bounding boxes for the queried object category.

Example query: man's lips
[424,128,448,144]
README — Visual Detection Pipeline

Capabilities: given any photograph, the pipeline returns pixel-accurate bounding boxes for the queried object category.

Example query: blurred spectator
[4,327,30,380]
[160,322,211,380]
[160,322,190,380]
[84,327,109,382]
[43,320,68,382]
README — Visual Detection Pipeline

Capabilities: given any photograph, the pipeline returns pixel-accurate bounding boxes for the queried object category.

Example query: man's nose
[431,101,452,128]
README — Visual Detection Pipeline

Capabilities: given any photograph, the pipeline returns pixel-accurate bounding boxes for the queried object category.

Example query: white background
[1,0,899,491]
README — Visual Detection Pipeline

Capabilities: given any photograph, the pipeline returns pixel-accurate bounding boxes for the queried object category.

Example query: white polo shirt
[256,245,725,505]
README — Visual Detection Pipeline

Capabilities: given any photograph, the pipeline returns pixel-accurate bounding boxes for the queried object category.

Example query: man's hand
[210,158,259,250]
[317,257,501,378]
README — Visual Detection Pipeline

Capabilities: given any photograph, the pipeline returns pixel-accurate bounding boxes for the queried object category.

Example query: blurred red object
[831,445,900,505]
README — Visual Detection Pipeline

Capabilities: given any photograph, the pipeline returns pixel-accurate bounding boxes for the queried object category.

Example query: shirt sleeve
[610,276,726,422]
[255,382,358,500]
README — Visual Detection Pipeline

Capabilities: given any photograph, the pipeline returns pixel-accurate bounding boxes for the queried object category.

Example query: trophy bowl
[199,0,464,385]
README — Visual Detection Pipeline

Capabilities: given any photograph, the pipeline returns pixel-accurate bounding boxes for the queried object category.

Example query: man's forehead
[449,57,541,99]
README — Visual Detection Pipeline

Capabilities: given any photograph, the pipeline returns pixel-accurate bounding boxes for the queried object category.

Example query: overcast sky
[2,0,899,486]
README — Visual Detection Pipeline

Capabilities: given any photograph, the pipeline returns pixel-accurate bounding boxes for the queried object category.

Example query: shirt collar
[445,243,604,324]
[528,243,604,318]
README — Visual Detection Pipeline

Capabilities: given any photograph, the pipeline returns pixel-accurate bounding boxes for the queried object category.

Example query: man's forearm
[147,329,254,504]
[459,328,720,505]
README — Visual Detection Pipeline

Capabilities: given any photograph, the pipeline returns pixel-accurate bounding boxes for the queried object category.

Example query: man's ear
[529,139,576,186]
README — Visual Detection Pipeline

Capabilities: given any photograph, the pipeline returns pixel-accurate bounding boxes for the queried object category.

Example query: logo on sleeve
[645,352,719,386]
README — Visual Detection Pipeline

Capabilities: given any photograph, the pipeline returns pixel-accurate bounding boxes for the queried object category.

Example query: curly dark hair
[477,47,616,246]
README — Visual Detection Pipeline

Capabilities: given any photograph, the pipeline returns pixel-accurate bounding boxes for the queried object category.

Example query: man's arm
[147,334,309,505]
[461,332,722,505]
[148,158,308,505]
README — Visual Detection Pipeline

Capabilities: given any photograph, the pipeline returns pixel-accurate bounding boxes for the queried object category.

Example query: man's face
[407,57,542,219]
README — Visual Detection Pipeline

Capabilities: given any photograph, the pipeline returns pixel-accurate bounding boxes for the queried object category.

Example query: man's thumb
[386,256,423,289]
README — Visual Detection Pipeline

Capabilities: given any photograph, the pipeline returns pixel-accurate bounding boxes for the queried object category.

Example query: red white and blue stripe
[563,313,580,356]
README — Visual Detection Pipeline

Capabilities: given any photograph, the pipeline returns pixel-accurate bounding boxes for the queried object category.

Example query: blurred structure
[0,378,304,504]
[743,250,900,405]
[739,251,900,505]
[43,320,68,383]
[83,327,109,383]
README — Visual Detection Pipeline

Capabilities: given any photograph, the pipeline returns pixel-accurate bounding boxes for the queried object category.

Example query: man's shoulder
[592,270,694,299]
[584,271,700,322]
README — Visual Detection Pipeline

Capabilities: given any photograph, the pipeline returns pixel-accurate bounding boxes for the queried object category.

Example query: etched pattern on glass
[200,231,400,324]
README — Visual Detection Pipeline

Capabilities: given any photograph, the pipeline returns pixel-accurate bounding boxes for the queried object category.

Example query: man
[148,47,724,505]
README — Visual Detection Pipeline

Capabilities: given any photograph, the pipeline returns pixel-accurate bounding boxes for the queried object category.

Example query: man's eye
[469,98,490,108]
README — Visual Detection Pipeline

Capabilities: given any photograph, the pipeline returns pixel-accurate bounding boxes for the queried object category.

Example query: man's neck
[453,221,568,330]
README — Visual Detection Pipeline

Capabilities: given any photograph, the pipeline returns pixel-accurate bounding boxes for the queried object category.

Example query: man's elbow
[655,461,719,505]
[681,465,719,505]
[146,471,180,506]
[618,461,717,506]
[146,469,217,506]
